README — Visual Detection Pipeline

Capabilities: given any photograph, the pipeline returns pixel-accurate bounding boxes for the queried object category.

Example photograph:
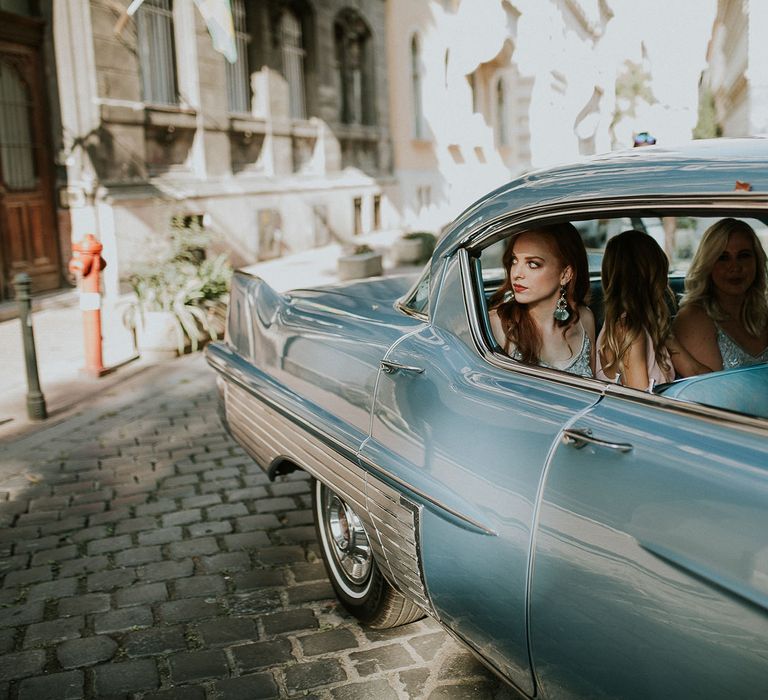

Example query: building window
[0,60,36,190]
[226,0,251,113]
[496,78,507,146]
[281,10,306,119]
[411,35,424,139]
[417,185,431,211]
[0,0,35,16]
[137,0,178,106]
[335,9,374,125]
[372,194,381,230]
[353,197,362,235]
[468,72,478,113]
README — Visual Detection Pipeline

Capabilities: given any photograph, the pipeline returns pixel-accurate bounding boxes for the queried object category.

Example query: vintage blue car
[207,138,768,699]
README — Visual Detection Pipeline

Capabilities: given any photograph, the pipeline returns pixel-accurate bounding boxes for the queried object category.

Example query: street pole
[13,273,48,420]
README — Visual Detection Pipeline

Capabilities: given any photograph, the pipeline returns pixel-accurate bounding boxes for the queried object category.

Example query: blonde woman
[674,218,768,370]
[597,230,709,390]
[488,223,595,378]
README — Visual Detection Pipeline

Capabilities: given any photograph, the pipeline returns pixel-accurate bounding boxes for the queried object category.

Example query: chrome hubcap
[326,493,372,584]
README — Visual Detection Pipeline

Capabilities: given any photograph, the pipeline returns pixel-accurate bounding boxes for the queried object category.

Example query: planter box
[337,251,383,281]
[392,237,426,264]
[392,235,436,265]
[136,310,181,361]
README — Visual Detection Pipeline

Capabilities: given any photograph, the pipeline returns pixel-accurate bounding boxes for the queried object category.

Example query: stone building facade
[1,0,718,304]
[0,0,391,300]
[700,0,768,137]
[385,0,618,233]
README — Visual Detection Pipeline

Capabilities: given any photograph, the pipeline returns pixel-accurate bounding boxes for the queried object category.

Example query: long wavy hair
[679,218,768,336]
[599,230,674,378]
[488,223,590,363]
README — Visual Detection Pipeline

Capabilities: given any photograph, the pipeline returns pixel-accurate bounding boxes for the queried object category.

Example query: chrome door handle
[380,360,425,375]
[562,428,633,453]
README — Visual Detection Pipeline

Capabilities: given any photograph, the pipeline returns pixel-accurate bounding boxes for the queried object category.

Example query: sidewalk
[0,229,422,441]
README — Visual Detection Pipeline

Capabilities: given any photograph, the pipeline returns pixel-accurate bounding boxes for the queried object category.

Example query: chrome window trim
[395,262,434,320]
[394,302,428,321]
[449,193,768,256]
[206,344,497,536]
[457,249,768,435]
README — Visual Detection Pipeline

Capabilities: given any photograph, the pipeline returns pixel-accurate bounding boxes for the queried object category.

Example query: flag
[192,0,237,64]
[113,0,238,66]
[113,0,146,35]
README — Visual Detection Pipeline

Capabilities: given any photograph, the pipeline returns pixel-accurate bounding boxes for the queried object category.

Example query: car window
[474,213,768,416]
[575,215,768,276]
[478,215,768,293]
[400,265,431,317]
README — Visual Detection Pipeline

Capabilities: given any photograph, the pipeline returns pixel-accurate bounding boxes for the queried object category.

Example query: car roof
[435,137,768,258]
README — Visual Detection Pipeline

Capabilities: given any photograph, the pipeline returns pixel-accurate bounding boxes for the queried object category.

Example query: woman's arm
[666,333,713,376]
[672,305,723,371]
[621,331,651,391]
[488,309,507,352]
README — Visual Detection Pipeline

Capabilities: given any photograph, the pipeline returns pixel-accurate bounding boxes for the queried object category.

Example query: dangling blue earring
[553,285,570,321]
[502,289,514,303]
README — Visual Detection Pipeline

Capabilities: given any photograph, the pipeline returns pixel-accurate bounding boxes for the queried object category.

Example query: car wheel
[312,477,424,628]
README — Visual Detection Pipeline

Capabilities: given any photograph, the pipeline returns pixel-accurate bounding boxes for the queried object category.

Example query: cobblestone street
[0,354,513,699]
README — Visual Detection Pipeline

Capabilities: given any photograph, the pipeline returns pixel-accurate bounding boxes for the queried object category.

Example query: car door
[529,387,768,699]
[359,253,602,695]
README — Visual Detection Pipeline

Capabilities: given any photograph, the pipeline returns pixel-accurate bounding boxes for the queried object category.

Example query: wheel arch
[267,456,305,480]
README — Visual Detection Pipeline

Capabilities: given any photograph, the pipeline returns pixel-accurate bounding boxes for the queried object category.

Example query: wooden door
[0,28,60,300]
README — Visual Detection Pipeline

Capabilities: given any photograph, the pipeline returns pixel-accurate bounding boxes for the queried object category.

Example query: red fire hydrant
[68,234,108,377]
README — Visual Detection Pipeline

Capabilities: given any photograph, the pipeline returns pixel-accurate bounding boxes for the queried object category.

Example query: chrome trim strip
[207,344,362,465]
[393,301,428,321]
[603,382,768,433]
[457,250,768,435]
[221,379,435,616]
[355,451,498,537]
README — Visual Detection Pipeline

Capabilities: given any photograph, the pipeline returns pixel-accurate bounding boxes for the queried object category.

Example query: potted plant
[337,243,383,281]
[392,231,437,264]
[124,252,231,360]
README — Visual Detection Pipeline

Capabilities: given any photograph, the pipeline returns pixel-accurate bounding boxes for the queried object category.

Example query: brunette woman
[488,223,595,377]
[597,230,710,390]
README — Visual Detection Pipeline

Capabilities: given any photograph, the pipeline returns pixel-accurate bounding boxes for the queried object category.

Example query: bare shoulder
[675,303,709,323]
[488,308,505,348]
[579,305,596,339]
[674,304,716,336]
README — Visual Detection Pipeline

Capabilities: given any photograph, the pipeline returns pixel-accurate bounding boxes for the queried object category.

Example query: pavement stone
[93,605,153,634]
[231,638,294,672]
[195,616,257,647]
[168,648,229,683]
[172,574,226,598]
[0,602,44,629]
[23,616,83,648]
[213,673,279,700]
[92,658,160,695]
[58,593,112,617]
[0,353,507,699]
[285,659,347,692]
[17,669,84,700]
[56,635,118,668]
